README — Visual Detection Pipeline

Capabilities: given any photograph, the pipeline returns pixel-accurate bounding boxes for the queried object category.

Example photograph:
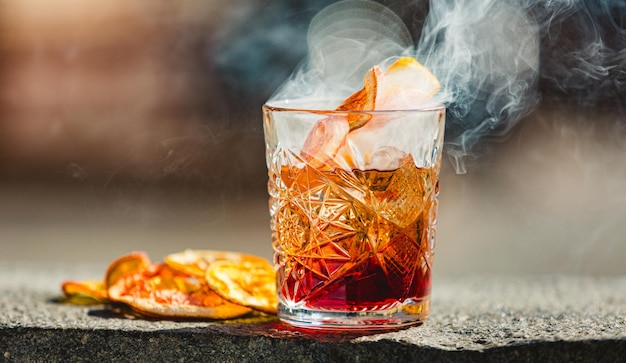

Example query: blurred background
[1,0,624,276]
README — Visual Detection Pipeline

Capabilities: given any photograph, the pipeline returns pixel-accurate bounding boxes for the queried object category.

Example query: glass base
[277,298,429,330]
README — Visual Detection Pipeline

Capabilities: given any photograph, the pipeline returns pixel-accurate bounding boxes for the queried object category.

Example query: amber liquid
[269,155,438,311]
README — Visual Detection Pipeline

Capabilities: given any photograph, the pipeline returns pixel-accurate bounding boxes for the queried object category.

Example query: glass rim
[263,100,445,114]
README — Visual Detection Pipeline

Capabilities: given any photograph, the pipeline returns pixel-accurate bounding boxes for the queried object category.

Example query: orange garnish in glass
[375,57,440,109]
[301,57,440,170]
[336,66,381,130]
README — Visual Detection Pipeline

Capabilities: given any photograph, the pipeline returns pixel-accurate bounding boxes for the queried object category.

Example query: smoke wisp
[527,0,626,107]
[417,0,541,172]
[266,0,542,172]
[220,0,626,173]
[270,0,413,103]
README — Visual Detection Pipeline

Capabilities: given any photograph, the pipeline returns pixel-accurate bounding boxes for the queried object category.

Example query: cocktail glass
[263,100,445,329]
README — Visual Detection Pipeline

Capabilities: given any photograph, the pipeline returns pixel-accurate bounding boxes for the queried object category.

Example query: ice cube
[333,132,405,171]
[365,146,406,170]
[338,109,443,170]
[367,155,434,229]
[301,116,350,170]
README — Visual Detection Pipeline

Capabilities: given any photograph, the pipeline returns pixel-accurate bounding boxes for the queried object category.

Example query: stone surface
[1,263,625,362]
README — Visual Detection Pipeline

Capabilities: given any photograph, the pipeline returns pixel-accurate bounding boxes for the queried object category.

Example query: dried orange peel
[61,279,108,304]
[301,57,440,169]
[61,252,150,305]
[164,249,267,280]
[107,263,252,319]
[336,66,381,130]
[376,57,440,109]
[104,251,151,289]
[60,250,278,320]
[205,259,278,315]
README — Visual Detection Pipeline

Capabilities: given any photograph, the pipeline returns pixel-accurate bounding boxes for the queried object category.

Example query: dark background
[0,0,624,275]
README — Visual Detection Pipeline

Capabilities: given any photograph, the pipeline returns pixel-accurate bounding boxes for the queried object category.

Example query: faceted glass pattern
[263,105,445,328]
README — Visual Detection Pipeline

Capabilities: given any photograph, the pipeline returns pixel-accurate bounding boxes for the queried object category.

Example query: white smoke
[265,0,625,173]
[418,0,541,172]
[525,0,626,105]
[270,0,413,103]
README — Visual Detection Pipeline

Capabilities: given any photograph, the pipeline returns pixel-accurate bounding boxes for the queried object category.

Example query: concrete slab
[1,263,624,362]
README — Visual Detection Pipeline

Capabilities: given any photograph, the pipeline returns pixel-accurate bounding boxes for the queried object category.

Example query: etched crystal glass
[263,101,445,329]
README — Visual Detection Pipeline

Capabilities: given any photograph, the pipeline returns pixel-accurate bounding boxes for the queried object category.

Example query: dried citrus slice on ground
[104,251,151,289]
[61,279,108,304]
[61,252,150,305]
[206,259,277,314]
[108,263,252,319]
[164,249,268,280]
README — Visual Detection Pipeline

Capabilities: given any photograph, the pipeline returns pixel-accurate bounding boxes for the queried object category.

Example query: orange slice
[107,263,252,319]
[164,249,268,280]
[205,259,277,315]
[104,251,151,289]
[301,67,380,169]
[300,115,350,170]
[338,57,440,112]
[336,66,382,130]
[376,57,441,109]
[300,57,439,170]
[61,279,108,304]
